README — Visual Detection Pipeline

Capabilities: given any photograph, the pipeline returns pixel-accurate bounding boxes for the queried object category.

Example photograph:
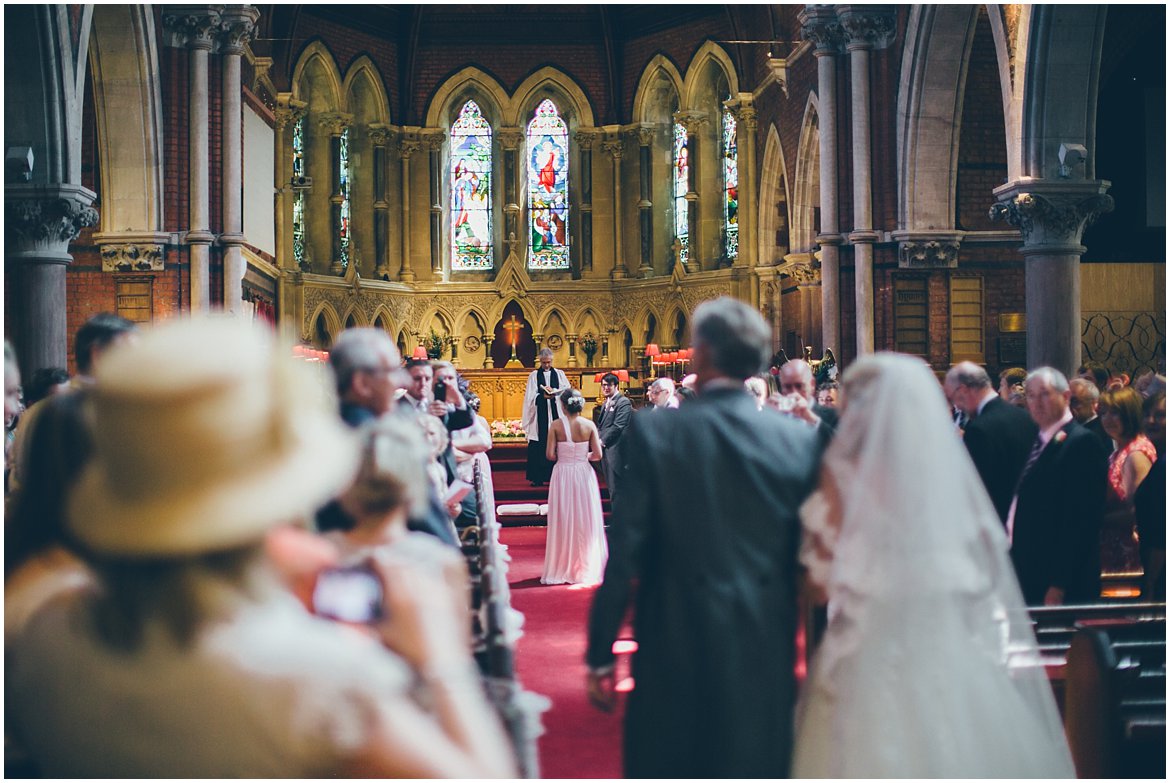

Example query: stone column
[991,180,1113,375]
[219,5,259,315]
[800,5,844,356]
[784,254,824,357]
[482,336,495,369]
[498,128,524,262]
[841,6,894,355]
[633,124,655,277]
[5,186,98,373]
[165,6,221,312]
[602,134,626,279]
[424,131,446,278]
[318,112,351,275]
[368,124,392,279]
[566,333,579,368]
[397,135,421,282]
[575,130,596,272]
[733,99,759,270]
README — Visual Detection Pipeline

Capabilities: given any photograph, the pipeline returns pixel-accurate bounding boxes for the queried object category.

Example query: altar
[462,368,618,424]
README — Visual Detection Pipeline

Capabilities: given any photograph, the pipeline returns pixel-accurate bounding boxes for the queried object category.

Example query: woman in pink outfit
[541,388,607,585]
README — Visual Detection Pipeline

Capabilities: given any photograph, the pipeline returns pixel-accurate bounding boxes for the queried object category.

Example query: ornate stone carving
[839,8,896,50]
[497,128,524,150]
[163,6,222,51]
[545,334,564,351]
[464,335,482,353]
[573,130,597,150]
[782,262,821,287]
[219,6,259,55]
[798,6,845,54]
[601,138,624,159]
[7,195,98,246]
[273,97,307,130]
[398,138,422,160]
[318,112,352,136]
[367,123,393,147]
[672,111,708,134]
[989,186,1114,251]
[422,131,446,152]
[898,239,960,269]
[625,124,654,147]
[100,243,165,273]
[735,105,759,132]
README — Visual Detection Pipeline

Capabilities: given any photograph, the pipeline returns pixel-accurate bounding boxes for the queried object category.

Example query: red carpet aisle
[502,526,625,779]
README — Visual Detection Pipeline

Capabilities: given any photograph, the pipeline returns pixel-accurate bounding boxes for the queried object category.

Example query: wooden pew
[1064,619,1166,778]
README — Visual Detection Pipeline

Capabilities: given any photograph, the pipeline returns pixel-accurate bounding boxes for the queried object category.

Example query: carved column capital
[734,103,759,132]
[990,180,1114,255]
[218,5,259,56]
[574,129,598,150]
[798,6,845,55]
[6,185,99,257]
[163,6,224,51]
[601,138,624,160]
[672,110,709,134]
[496,127,522,150]
[98,242,166,273]
[273,96,307,130]
[398,137,422,160]
[421,130,447,152]
[317,112,353,136]
[838,6,896,51]
[780,253,822,287]
[367,123,393,147]
[891,231,964,269]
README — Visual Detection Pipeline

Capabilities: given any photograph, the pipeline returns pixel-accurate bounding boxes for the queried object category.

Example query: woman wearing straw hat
[6,317,517,778]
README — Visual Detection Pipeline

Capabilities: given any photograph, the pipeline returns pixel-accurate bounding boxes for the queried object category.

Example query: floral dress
[1102,435,1158,573]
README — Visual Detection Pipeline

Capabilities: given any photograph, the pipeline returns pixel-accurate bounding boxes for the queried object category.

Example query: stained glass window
[339,126,351,270]
[526,99,569,270]
[450,100,494,270]
[292,116,306,268]
[723,107,739,261]
[673,122,689,266]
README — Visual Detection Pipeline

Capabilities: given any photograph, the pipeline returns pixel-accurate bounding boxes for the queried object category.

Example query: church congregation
[4,3,1166,778]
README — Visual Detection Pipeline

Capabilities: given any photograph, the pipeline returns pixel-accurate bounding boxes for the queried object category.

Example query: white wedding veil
[795,353,1074,777]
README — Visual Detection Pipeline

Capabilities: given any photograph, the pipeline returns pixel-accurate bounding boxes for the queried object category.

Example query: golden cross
[503,315,526,347]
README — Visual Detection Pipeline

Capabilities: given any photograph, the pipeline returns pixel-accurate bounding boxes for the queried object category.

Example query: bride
[793,353,1075,778]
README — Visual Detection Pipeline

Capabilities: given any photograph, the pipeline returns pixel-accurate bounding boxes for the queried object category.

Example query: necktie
[1016,435,1046,490]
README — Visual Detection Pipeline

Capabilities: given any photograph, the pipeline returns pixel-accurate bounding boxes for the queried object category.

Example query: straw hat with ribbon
[68,317,359,557]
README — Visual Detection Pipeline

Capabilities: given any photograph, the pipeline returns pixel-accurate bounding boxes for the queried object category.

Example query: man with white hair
[1008,367,1107,605]
[645,377,677,410]
[1068,376,1112,455]
[776,359,838,442]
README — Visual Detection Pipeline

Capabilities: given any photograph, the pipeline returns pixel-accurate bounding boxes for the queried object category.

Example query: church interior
[3,3,1167,778]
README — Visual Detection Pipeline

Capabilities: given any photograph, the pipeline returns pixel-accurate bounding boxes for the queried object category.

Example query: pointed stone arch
[340,304,367,329]
[632,55,685,122]
[759,123,790,266]
[509,67,596,128]
[425,66,510,129]
[342,55,390,124]
[681,40,739,110]
[791,95,820,253]
[664,306,689,348]
[371,305,395,335]
[307,300,342,347]
[571,305,604,337]
[291,40,343,109]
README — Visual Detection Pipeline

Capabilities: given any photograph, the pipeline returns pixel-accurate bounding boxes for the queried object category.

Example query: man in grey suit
[585,297,822,778]
[597,372,632,502]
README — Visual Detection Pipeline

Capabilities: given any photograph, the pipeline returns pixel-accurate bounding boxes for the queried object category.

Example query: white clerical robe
[522,366,569,441]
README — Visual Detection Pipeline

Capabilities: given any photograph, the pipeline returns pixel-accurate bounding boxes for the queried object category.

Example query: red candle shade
[644,343,661,358]
[412,345,428,360]
[594,372,605,383]
[617,369,630,382]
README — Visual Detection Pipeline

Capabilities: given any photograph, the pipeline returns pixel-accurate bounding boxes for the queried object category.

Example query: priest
[523,348,569,486]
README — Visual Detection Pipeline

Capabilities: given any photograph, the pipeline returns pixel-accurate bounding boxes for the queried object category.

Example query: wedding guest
[998,366,1027,402]
[1134,392,1166,599]
[744,376,768,410]
[815,381,839,409]
[7,317,517,778]
[22,367,70,409]
[645,377,678,410]
[1099,387,1157,573]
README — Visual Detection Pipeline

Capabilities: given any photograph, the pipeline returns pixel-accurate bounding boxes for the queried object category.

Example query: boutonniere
[1054,430,1068,444]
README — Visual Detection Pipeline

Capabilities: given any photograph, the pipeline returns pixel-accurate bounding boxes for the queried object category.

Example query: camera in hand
[433,379,447,402]
[312,564,384,623]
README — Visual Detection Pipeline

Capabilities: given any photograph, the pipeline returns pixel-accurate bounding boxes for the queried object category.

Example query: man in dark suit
[1009,367,1108,606]
[1069,377,1114,455]
[597,372,633,502]
[777,358,838,443]
[944,362,1038,525]
[586,298,821,778]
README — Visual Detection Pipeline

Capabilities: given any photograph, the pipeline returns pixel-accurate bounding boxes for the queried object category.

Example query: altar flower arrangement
[578,332,598,365]
[490,419,527,440]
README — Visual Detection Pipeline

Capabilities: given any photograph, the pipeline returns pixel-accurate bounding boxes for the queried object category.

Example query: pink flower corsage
[1054,430,1068,444]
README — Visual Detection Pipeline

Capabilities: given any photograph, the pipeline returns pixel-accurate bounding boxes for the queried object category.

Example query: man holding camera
[774,359,838,445]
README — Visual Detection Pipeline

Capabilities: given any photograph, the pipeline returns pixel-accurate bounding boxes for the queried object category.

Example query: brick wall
[956,9,1007,230]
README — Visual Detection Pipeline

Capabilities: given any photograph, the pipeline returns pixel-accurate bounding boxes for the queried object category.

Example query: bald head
[778,360,815,401]
[943,361,994,417]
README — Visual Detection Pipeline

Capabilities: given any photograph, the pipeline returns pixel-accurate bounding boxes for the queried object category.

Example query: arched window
[722,106,738,261]
[450,100,494,270]
[526,99,569,270]
[673,122,689,266]
[339,126,351,269]
[292,116,306,268]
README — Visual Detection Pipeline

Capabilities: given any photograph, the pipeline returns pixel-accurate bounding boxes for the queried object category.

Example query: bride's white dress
[541,421,607,586]
[792,353,1075,778]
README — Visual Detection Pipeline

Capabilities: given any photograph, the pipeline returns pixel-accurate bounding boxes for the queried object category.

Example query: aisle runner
[503,526,625,779]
